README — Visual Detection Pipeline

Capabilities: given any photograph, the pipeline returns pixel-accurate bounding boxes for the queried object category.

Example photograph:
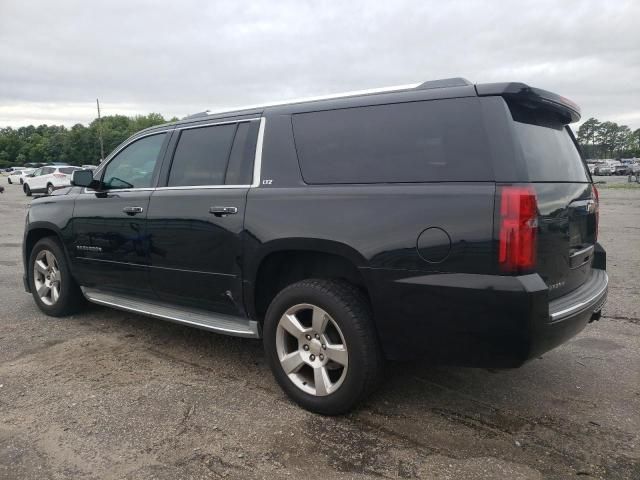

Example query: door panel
[147,188,248,314]
[69,130,170,296]
[70,191,153,296]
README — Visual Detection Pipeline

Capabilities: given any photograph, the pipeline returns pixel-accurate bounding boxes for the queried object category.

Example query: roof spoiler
[475,82,581,123]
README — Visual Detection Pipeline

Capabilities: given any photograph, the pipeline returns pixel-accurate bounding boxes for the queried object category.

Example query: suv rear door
[147,118,260,315]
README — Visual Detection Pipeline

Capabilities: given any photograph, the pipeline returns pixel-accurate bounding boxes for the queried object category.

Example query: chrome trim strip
[549,272,608,321]
[174,118,259,131]
[154,185,252,191]
[251,117,266,188]
[204,83,421,116]
[81,287,260,338]
[569,245,595,258]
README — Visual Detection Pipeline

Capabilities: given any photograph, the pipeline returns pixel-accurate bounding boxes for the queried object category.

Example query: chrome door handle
[209,206,238,217]
[123,206,144,215]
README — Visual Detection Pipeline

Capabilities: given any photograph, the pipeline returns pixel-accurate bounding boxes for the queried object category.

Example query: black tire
[24,184,31,196]
[7,178,11,184]
[28,236,84,317]
[264,279,383,415]
[46,183,54,195]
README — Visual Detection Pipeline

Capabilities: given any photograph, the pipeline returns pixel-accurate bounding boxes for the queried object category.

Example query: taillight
[593,184,599,241]
[498,185,538,273]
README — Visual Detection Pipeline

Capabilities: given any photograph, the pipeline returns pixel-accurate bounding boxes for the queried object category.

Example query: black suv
[23,78,608,414]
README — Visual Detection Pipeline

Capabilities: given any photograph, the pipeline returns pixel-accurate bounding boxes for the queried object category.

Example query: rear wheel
[7,178,11,184]
[23,184,31,196]
[264,279,382,415]
[28,237,84,316]
[46,183,54,195]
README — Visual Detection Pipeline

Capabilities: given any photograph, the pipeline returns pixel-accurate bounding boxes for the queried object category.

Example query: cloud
[0,0,638,128]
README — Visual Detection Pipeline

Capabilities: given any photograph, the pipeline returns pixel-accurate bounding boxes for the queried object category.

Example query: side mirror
[71,169,96,188]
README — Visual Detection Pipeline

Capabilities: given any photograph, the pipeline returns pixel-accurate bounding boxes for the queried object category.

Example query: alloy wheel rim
[275,303,348,396]
[33,250,61,306]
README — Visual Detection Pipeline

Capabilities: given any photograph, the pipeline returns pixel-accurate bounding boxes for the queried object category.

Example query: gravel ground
[0,177,638,480]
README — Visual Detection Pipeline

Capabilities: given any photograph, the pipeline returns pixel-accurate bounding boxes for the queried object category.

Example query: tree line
[577,118,640,160]
[1,113,639,169]
[0,113,176,169]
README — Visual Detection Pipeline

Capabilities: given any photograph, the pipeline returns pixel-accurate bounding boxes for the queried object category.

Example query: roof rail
[416,77,472,90]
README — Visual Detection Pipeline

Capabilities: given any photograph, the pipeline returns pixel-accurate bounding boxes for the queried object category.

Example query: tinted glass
[168,124,236,187]
[292,98,492,184]
[59,167,81,174]
[225,121,258,185]
[41,167,55,175]
[102,133,165,189]
[511,120,589,182]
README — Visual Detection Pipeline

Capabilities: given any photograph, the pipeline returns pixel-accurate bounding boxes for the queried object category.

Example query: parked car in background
[22,165,82,196]
[614,164,631,175]
[594,164,615,176]
[8,168,35,184]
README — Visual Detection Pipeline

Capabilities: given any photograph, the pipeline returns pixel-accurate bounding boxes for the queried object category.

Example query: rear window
[292,98,492,184]
[509,103,589,182]
[59,167,80,174]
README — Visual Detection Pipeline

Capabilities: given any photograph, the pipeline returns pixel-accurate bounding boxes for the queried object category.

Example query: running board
[81,288,260,338]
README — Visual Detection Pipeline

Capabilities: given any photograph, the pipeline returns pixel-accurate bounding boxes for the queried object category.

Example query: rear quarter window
[291,98,493,184]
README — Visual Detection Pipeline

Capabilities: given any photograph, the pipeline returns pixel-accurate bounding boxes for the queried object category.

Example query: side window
[291,98,492,184]
[32,168,42,177]
[167,124,236,187]
[102,133,166,189]
[225,121,259,185]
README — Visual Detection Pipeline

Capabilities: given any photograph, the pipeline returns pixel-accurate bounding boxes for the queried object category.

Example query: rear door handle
[209,206,238,217]
[123,206,144,215]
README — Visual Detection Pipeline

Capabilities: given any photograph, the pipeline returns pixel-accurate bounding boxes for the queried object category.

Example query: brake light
[593,185,599,241]
[498,185,538,273]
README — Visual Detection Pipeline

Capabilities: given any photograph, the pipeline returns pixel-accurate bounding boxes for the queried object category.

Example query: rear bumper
[365,264,608,366]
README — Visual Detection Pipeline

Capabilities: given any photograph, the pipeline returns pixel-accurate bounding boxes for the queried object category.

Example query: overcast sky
[0,0,638,129]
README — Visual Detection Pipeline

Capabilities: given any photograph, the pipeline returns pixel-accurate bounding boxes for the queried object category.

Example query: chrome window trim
[83,117,266,194]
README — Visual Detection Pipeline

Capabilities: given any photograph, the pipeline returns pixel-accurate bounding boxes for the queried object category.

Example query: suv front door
[146,119,260,315]
[70,131,171,297]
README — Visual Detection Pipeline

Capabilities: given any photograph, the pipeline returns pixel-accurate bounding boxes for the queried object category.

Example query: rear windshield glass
[292,98,492,184]
[59,167,80,174]
[509,104,589,182]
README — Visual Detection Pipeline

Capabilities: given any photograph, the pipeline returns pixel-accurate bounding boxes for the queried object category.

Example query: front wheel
[28,237,84,317]
[7,178,12,184]
[264,279,382,415]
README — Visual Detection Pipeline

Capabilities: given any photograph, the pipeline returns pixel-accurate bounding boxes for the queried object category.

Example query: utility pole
[96,98,105,162]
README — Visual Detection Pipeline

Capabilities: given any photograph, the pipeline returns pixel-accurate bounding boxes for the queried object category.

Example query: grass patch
[597,182,640,189]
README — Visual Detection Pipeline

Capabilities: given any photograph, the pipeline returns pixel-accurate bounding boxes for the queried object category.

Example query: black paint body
[23,81,607,365]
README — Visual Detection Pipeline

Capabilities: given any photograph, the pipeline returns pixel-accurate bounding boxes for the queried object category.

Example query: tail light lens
[498,185,538,273]
[593,184,599,241]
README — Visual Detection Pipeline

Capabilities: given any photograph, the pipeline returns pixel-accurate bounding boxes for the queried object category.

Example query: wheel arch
[247,239,371,322]
[24,223,74,286]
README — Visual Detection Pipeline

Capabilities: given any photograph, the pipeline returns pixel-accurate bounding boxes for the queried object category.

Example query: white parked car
[22,166,82,196]
[7,168,35,185]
